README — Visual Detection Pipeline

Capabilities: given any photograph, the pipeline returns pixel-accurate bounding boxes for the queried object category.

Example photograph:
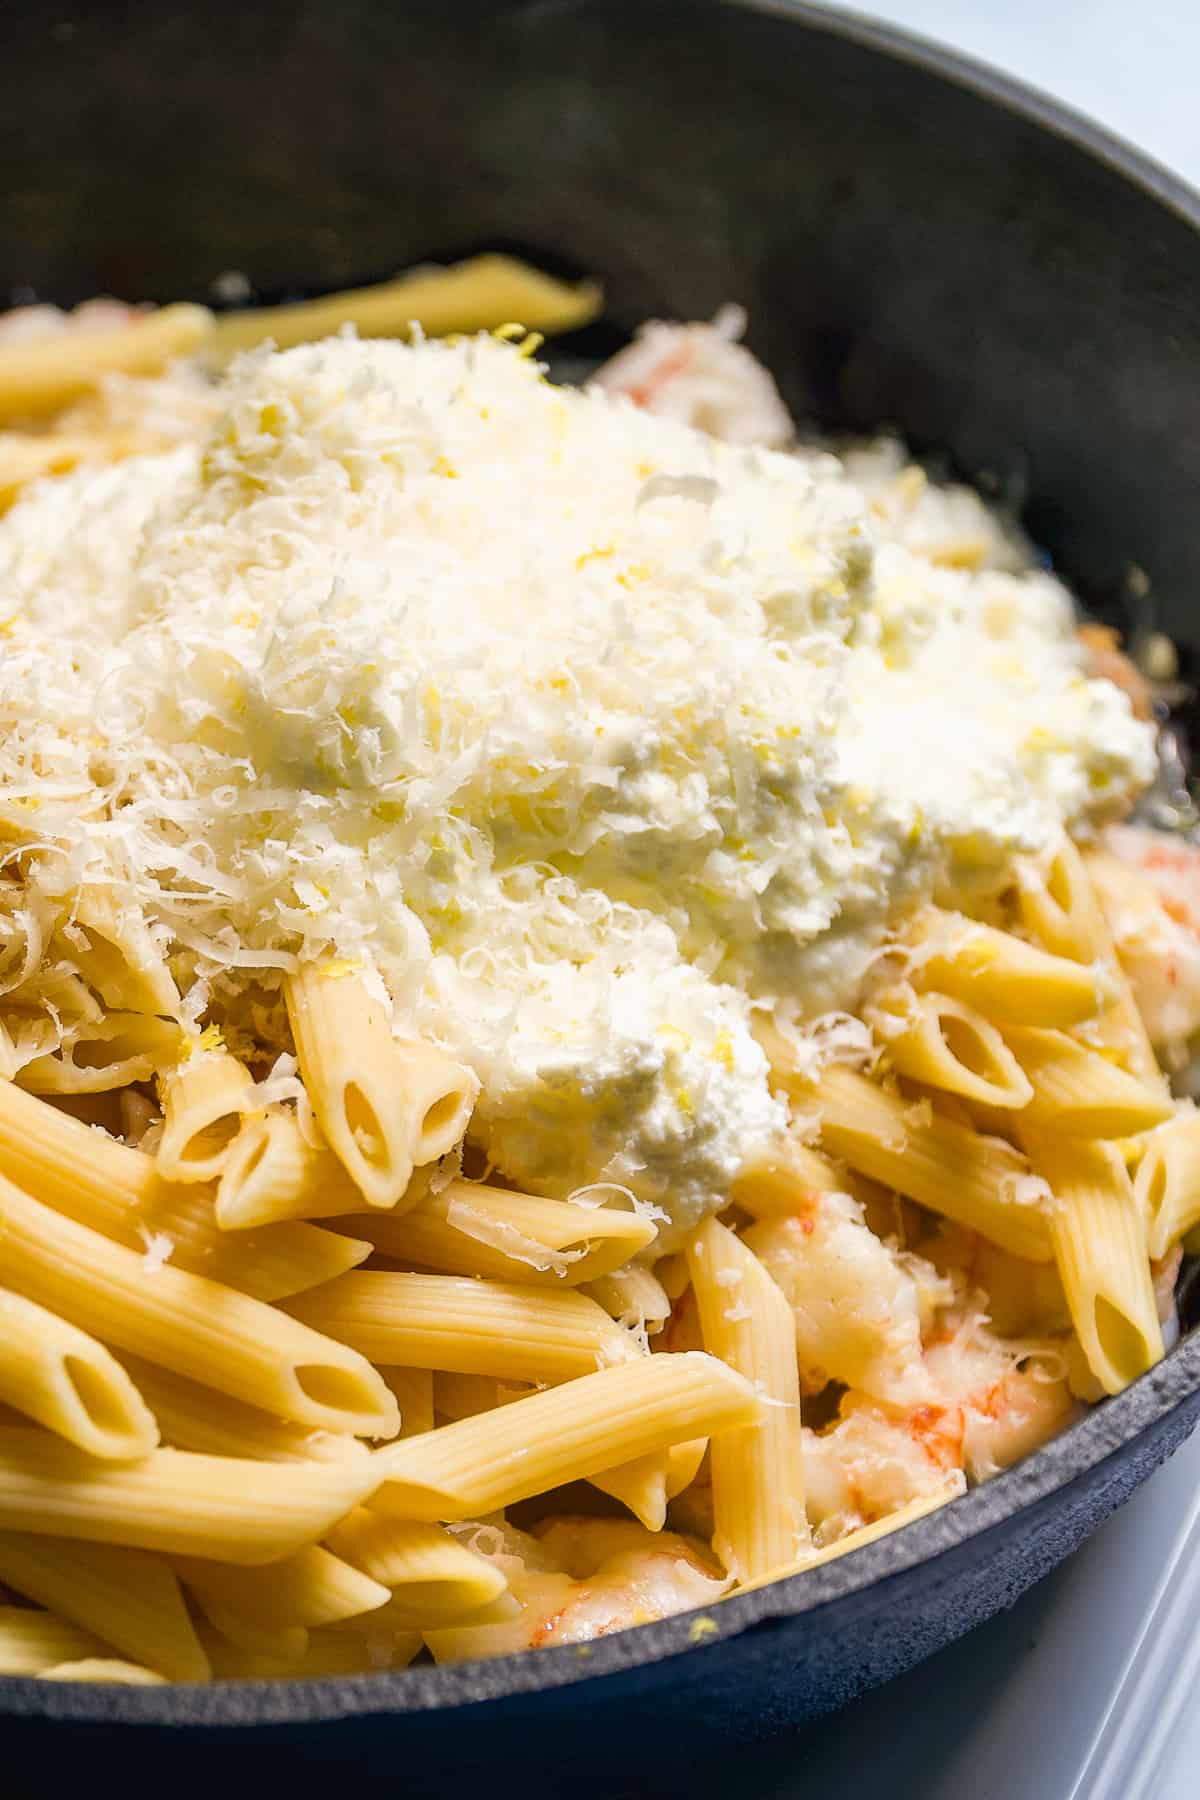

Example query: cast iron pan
[3,0,1200,1790]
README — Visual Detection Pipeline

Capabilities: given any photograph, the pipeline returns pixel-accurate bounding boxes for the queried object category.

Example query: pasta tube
[866,986,1033,1109]
[176,1546,389,1631]
[0,1606,109,1675]
[1135,1109,1200,1258]
[216,1109,362,1229]
[0,1534,209,1682]
[588,1454,670,1532]
[71,886,182,1021]
[796,1065,1053,1260]
[341,1179,657,1285]
[426,1369,657,1523]
[1018,836,1164,1088]
[0,1077,369,1301]
[17,1012,181,1096]
[0,1430,377,1563]
[584,1263,672,1335]
[156,1049,255,1183]
[371,1352,761,1522]
[38,1658,168,1684]
[0,1177,398,1435]
[199,1625,422,1680]
[116,1356,369,1466]
[284,1272,641,1384]
[380,1366,435,1439]
[0,1289,158,1460]
[1002,1026,1174,1137]
[0,303,214,420]
[686,1220,808,1582]
[325,1512,509,1626]
[1022,1130,1163,1394]
[210,255,600,357]
[285,965,476,1208]
[906,909,1118,1025]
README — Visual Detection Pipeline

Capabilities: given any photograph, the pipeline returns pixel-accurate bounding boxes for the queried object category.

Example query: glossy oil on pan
[3,0,1200,1787]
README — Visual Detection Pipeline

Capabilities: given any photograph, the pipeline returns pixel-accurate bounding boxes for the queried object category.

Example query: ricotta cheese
[0,333,1155,1240]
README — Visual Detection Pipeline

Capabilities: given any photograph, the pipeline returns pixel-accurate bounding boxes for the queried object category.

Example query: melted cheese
[0,334,1155,1239]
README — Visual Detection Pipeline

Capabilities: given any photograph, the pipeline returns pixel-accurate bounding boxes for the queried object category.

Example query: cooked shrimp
[804,1329,1078,1541]
[424,1516,729,1661]
[923,1222,1071,1339]
[743,1195,939,1407]
[591,308,795,446]
[1090,825,1200,1061]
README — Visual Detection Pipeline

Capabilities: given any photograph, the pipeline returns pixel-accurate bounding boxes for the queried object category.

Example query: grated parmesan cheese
[136,1227,175,1273]
[0,333,1155,1241]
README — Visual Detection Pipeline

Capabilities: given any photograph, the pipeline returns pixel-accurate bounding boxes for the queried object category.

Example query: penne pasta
[176,1545,389,1631]
[285,965,476,1209]
[199,1624,423,1680]
[866,986,1033,1109]
[38,1657,168,1684]
[1135,1108,1200,1259]
[0,303,214,420]
[0,1288,159,1460]
[17,1012,181,1096]
[339,1179,658,1286]
[193,1604,308,1665]
[216,1109,363,1229]
[0,1176,398,1436]
[0,1533,209,1682]
[1001,1025,1174,1137]
[427,1369,657,1523]
[380,1366,436,1439]
[371,1352,761,1522]
[781,1063,1053,1261]
[588,1454,671,1533]
[209,255,600,357]
[70,886,182,1021]
[325,1512,509,1626]
[0,1429,377,1564]
[686,1220,808,1582]
[584,1263,672,1335]
[1018,836,1165,1089]
[116,1355,369,1466]
[0,1077,369,1302]
[283,1272,642,1385]
[0,1605,110,1675]
[665,1436,709,1501]
[1022,1130,1163,1395]
[433,1372,514,1424]
[156,1048,255,1184]
[906,908,1118,1026]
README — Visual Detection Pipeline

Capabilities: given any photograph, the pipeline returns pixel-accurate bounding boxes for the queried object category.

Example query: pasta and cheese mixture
[0,265,1198,1687]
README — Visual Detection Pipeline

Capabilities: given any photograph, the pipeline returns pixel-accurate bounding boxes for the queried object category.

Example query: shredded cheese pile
[0,333,1154,1238]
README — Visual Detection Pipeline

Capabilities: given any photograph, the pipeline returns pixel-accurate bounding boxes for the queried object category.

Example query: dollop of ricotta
[0,334,1154,1239]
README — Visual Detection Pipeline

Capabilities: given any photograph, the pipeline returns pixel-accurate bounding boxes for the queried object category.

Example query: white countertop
[707,6,1200,1796]
[825,0,1200,191]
